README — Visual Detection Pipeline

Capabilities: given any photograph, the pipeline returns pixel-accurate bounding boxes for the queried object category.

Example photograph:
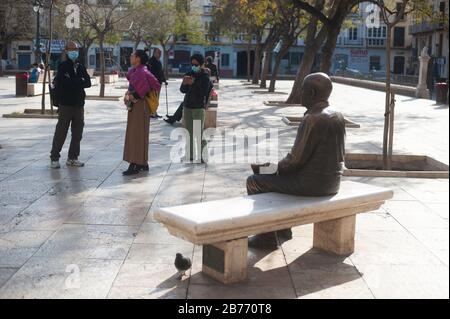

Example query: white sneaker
[50,160,60,169]
[66,159,85,167]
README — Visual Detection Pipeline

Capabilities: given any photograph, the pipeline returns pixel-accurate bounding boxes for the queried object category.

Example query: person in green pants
[180,54,212,163]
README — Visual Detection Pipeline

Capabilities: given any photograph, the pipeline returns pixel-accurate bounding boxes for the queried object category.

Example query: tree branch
[291,0,331,27]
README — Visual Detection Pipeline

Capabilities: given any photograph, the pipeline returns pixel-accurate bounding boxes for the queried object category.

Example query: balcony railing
[342,37,364,46]
[409,21,446,34]
[366,38,386,47]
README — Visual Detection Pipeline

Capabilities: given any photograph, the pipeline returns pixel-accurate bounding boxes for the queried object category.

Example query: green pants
[182,107,207,161]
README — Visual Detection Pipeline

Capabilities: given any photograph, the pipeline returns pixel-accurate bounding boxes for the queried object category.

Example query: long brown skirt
[123,99,150,165]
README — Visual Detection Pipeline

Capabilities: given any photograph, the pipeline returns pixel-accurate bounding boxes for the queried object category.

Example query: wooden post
[382,24,392,170]
[387,92,396,170]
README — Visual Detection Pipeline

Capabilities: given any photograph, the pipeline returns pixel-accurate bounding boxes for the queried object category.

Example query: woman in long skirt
[123,50,161,175]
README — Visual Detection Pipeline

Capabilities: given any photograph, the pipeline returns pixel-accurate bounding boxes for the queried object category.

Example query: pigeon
[174,253,192,280]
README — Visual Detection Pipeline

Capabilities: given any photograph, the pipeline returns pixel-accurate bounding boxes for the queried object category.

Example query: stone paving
[0,76,448,299]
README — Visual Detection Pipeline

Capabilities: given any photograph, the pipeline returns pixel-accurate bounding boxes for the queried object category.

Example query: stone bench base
[202,238,248,284]
[100,74,119,84]
[205,108,217,129]
[27,83,43,96]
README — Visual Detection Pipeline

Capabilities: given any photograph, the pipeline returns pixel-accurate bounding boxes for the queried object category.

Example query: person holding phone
[180,54,211,163]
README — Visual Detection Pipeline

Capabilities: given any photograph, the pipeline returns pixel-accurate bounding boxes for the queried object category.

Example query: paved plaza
[0,77,448,299]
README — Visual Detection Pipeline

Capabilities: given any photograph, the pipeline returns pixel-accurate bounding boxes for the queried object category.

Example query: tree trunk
[387,91,395,169]
[285,3,326,104]
[319,4,347,74]
[99,38,105,98]
[269,44,290,92]
[252,35,263,84]
[260,50,271,89]
[383,25,392,170]
[319,24,341,74]
[162,43,169,80]
[41,2,53,114]
[0,46,4,77]
[246,41,251,82]
[133,40,140,51]
[285,43,317,104]
[84,43,92,67]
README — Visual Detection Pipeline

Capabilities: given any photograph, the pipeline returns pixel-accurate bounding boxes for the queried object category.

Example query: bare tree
[0,0,34,75]
[268,1,307,92]
[152,1,205,79]
[259,26,282,89]
[284,0,380,104]
[78,0,132,97]
[373,0,428,169]
[125,0,160,51]
[40,0,56,115]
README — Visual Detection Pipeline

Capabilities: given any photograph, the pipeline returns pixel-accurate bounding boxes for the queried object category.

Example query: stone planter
[344,153,449,178]
[85,95,121,101]
[251,90,288,95]
[282,116,360,128]
[264,101,303,107]
[2,108,58,119]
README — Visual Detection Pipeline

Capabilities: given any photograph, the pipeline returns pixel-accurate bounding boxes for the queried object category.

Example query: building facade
[2,0,447,83]
[409,0,449,81]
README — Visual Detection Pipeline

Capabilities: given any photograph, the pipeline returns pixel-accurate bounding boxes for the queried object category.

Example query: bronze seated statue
[247,72,346,249]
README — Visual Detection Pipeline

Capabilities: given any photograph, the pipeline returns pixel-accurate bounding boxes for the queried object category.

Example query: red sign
[350,49,368,57]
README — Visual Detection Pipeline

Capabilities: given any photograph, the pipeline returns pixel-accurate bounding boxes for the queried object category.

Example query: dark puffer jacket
[180,69,211,109]
[54,59,91,107]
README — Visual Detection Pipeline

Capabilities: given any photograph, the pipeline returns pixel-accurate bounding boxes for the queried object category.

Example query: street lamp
[33,0,44,64]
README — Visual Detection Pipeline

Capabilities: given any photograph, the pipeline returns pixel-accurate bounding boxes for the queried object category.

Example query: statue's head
[301,72,333,109]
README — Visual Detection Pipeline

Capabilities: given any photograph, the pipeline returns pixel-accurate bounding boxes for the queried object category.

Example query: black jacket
[206,62,219,80]
[54,59,91,107]
[180,70,211,109]
[148,56,166,84]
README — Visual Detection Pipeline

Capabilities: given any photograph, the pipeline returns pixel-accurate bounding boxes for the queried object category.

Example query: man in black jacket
[180,54,210,162]
[205,56,219,83]
[50,41,91,169]
[147,48,167,118]
[147,48,167,85]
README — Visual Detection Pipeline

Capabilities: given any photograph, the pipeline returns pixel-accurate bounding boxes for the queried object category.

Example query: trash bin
[435,82,448,104]
[15,73,29,97]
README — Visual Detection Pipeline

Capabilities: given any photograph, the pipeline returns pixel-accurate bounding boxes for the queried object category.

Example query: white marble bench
[154,181,393,284]
[205,106,217,129]
[27,83,43,96]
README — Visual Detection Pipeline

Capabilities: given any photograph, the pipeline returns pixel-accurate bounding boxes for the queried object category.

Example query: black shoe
[164,116,175,125]
[139,163,149,171]
[248,232,278,250]
[151,113,163,119]
[122,164,139,176]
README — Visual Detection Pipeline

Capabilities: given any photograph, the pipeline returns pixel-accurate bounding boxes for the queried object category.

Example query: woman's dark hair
[191,53,205,66]
[206,56,213,63]
[134,50,149,65]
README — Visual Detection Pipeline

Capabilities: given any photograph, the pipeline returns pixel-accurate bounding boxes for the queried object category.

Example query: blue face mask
[191,65,201,73]
[67,51,79,61]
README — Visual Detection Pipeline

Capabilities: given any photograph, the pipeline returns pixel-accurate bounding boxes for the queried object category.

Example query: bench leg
[313,215,356,255]
[202,238,247,284]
